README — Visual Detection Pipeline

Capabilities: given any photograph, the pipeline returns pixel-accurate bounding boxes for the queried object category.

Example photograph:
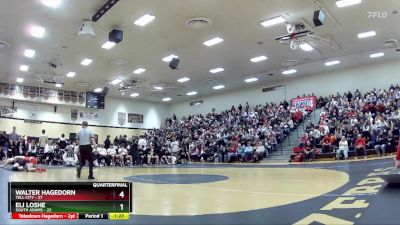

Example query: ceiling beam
[92,0,120,22]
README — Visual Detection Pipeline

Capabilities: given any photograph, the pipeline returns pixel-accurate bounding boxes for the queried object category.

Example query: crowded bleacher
[144,100,307,164]
[1,100,308,166]
[1,85,399,167]
[291,84,400,162]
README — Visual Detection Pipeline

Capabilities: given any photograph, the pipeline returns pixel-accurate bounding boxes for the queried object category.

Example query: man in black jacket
[104,135,111,150]
[58,134,67,152]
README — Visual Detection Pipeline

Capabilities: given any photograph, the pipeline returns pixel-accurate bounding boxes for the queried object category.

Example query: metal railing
[272,108,322,157]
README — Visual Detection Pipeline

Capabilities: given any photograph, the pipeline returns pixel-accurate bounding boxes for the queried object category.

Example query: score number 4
[119,191,125,211]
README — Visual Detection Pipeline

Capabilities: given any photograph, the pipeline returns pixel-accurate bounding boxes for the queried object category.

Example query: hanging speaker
[109,29,123,44]
[169,58,180,70]
[103,87,109,95]
[313,10,325,27]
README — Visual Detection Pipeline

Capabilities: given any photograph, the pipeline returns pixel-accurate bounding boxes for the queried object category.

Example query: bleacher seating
[289,85,400,162]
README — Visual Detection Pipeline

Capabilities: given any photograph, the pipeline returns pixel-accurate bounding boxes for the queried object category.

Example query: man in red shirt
[354,134,367,159]
[322,135,333,153]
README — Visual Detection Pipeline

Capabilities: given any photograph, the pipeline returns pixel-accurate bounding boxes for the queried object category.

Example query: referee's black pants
[78,145,93,178]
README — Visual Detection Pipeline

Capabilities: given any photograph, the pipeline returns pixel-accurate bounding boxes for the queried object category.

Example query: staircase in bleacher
[265,108,323,162]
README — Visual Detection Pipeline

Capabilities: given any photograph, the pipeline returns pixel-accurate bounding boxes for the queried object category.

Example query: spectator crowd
[292,85,400,162]
[2,84,399,167]
[1,101,306,166]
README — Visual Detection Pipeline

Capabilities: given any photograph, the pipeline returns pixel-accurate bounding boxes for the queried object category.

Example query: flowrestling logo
[367,10,398,19]
[368,11,388,19]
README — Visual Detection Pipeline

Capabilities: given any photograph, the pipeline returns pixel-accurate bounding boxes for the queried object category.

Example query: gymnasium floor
[1,158,399,225]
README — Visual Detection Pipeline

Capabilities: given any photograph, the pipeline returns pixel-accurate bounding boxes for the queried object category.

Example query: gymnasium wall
[168,59,400,118]
[2,58,399,140]
[0,96,168,141]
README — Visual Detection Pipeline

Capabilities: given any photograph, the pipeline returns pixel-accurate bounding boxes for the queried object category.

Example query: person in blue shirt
[236,143,245,162]
[244,142,254,162]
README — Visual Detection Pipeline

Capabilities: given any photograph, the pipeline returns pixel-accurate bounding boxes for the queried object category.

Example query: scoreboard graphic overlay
[8,182,132,220]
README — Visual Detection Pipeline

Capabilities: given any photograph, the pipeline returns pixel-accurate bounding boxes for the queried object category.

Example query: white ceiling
[0,0,399,103]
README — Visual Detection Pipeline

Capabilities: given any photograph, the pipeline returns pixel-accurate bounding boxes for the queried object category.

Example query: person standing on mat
[76,121,96,179]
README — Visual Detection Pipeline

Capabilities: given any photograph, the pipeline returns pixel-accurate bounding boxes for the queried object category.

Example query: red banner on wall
[291,96,317,110]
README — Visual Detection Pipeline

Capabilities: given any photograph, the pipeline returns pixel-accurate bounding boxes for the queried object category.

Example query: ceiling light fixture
[282,69,297,75]
[244,77,258,83]
[357,31,376,39]
[192,101,203,106]
[203,37,224,46]
[250,55,267,62]
[81,58,93,66]
[16,78,24,83]
[209,68,224,74]
[261,16,286,27]
[41,0,62,8]
[134,14,156,26]
[162,97,172,102]
[55,83,63,88]
[66,72,76,78]
[186,91,197,96]
[213,85,225,90]
[335,0,362,8]
[133,68,146,74]
[111,79,122,85]
[154,86,164,90]
[130,93,139,97]
[101,41,116,49]
[369,52,384,58]
[94,88,103,93]
[324,60,341,66]
[162,55,178,62]
[30,25,45,38]
[177,77,190,83]
[24,49,35,58]
[19,65,29,72]
[299,43,314,51]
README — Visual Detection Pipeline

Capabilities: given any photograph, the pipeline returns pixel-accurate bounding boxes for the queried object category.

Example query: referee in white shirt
[76,121,96,179]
